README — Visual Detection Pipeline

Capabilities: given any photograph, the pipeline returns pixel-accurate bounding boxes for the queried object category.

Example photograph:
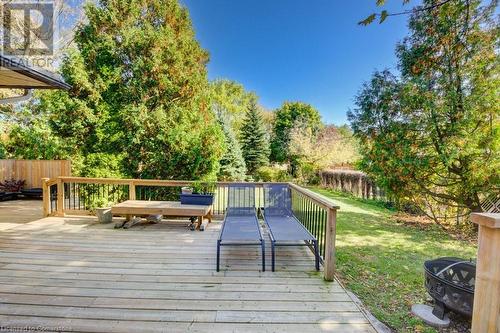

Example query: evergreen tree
[240,101,270,174]
[214,105,247,180]
[20,0,224,179]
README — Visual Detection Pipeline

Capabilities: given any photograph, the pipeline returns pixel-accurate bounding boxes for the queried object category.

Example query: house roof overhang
[0,55,71,90]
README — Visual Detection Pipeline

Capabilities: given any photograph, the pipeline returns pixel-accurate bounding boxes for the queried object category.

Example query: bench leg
[123,216,142,229]
[200,215,210,231]
[216,240,221,272]
[114,214,131,229]
[314,240,320,271]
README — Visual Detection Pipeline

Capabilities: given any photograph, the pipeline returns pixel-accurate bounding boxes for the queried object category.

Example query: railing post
[56,177,65,217]
[324,207,337,281]
[42,178,50,217]
[129,181,136,200]
[470,213,500,333]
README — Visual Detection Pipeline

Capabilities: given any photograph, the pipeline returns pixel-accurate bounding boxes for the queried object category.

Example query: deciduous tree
[270,102,322,164]
[210,80,257,133]
[350,0,499,223]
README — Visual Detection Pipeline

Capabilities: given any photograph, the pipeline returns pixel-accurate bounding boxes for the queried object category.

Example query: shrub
[255,165,290,182]
[0,179,26,192]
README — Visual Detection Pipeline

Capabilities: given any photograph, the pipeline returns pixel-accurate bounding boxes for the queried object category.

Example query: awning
[0,55,71,90]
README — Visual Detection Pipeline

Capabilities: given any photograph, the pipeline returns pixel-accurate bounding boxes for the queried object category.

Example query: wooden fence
[320,169,386,201]
[0,159,71,189]
[42,176,339,281]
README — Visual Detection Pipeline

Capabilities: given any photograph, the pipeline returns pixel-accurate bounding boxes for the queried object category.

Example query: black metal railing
[49,182,58,215]
[213,184,264,216]
[64,182,129,211]
[291,187,328,261]
[135,185,180,201]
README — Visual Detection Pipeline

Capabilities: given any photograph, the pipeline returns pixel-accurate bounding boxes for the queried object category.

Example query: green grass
[311,187,476,333]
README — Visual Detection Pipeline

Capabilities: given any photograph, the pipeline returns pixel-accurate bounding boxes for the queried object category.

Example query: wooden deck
[0,200,376,332]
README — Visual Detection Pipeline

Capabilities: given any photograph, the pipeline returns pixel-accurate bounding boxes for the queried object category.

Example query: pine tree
[239,101,269,174]
[215,105,246,180]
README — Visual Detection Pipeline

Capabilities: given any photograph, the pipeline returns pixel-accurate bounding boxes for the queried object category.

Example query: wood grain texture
[324,208,337,281]
[0,202,373,333]
[111,200,211,217]
[471,213,500,333]
[0,159,71,188]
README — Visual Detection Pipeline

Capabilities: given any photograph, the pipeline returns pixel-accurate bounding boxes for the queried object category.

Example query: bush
[0,179,26,192]
[294,161,321,185]
[0,141,6,159]
[75,153,126,178]
[255,165,290,182]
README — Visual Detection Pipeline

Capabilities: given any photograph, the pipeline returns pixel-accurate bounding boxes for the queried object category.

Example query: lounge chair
[263,184,320,272]
[217,184,265,272]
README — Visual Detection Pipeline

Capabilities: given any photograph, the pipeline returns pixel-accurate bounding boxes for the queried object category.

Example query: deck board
[0,200,376,333]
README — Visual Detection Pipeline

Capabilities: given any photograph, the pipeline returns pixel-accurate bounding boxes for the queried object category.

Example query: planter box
[96,207,113,223]
[180,193,214,206]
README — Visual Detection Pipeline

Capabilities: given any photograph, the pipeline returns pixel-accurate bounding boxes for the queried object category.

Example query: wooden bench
[111,200,212,230]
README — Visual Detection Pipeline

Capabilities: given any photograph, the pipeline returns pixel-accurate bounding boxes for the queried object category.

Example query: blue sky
[181,0,410,125]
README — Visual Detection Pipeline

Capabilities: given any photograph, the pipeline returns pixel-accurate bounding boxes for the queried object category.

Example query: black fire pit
[424,257,475,319]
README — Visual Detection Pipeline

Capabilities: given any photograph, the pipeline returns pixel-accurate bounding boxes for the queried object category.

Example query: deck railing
[42,176,339,280]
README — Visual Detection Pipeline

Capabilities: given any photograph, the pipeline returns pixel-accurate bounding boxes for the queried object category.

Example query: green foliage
[289,124,360,183]
[240,101,270,174]
[88,197,114,213]
[359,0,425,25]
[23,0,224,179]
[0,132,7,159]
[215,106,247,181]
[349,0,499,223]
[0,143,6,159]
[312,187,475,333]
[270,101,322,164]
[191,180,216,194]
[210,79,257,132]
[358,13,377,26]
[78,153,126,178]
[5,109,70,160]
[254,165,290,182]
[0,121,7,159]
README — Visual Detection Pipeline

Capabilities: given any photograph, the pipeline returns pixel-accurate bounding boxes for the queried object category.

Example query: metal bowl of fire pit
[424,257,475,319]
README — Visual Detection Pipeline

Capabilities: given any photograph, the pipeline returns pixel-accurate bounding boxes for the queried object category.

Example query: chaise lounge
[216,184,265,272]
[263,184,320,272]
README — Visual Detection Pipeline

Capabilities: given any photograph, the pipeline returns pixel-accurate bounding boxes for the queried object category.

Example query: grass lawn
[310,187,477,333]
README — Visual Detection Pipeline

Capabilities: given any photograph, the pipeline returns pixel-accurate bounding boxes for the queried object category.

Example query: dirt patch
[440,311,471,333]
